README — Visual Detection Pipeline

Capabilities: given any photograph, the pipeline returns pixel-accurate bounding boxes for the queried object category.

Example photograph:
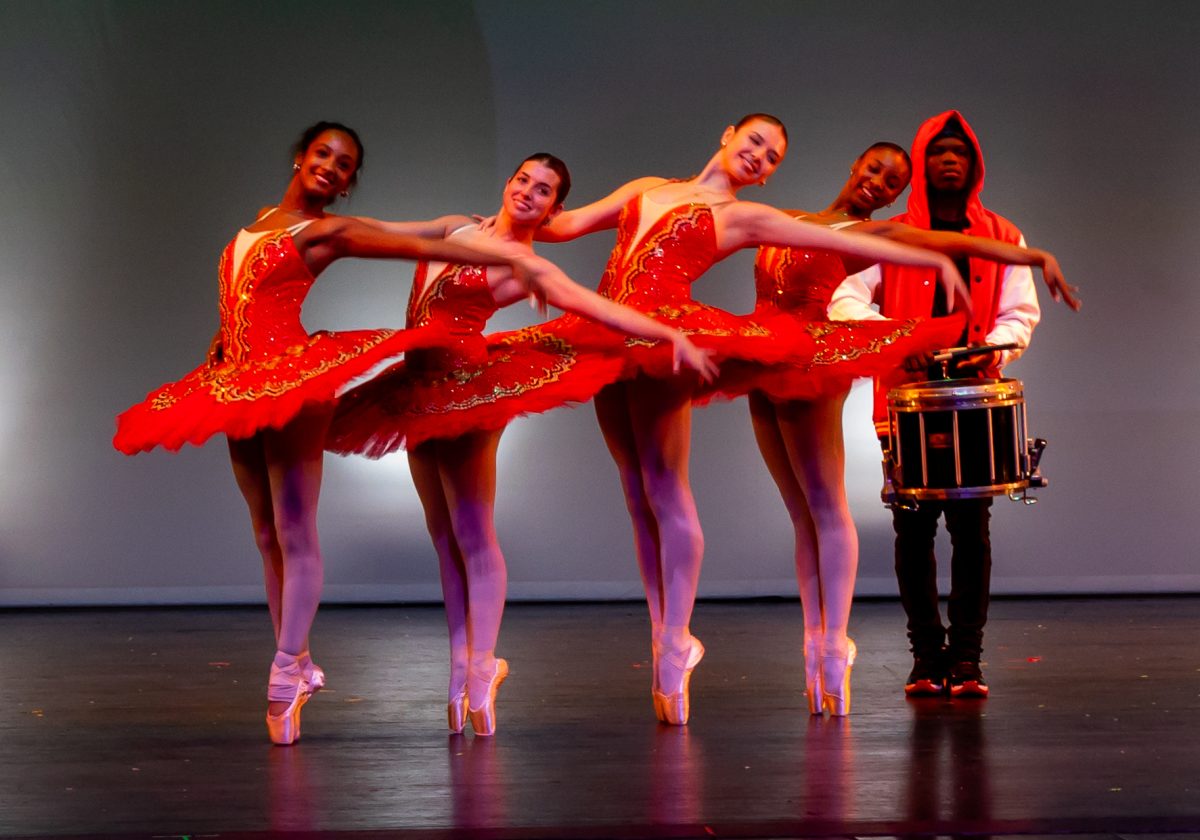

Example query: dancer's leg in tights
[228,407,331,715]
[596,373,702,695]
[749,390,857,652]
[410,429,507,705]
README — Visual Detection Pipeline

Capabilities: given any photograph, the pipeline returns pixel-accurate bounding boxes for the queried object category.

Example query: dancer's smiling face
[293,129,361,201]
[719,118,788,187]
[502,161,564,226]
[846,147,911,214]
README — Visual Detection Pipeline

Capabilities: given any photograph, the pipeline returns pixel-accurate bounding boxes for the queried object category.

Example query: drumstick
[931,343,1019,363]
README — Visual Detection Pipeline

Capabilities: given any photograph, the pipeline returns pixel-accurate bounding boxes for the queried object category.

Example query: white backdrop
[1,1,1197,605]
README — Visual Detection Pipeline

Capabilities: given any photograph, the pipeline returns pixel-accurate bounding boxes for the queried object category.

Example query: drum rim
[886,377,1024,402]
[889,479,1030,500]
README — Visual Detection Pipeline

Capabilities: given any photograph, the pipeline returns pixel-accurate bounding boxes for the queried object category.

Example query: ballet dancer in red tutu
[701,139,1076,715]
[114,123,555,744]
[328,154,717,735]
[527,114,974,724]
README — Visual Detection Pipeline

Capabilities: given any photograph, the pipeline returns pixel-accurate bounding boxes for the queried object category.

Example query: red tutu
[697,313,968,403]
[328,324,630,457]
[113,225,471,454]
[696,240,970,403]
[114,325,472,454]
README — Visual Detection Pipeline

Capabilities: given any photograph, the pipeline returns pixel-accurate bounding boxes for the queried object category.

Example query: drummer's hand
[1036,250,1081,312]
[903,351,936,374]
[937,256,972,316]
[951,349,999,376]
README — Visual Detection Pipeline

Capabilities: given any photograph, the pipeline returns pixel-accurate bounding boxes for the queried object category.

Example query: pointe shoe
[821,639,857,717]
[467,659,509,737]
[447,686,468,734]
[650,626,664,720]
[652,636,705,726]
[266,657,312,746]
[804,634,824,715]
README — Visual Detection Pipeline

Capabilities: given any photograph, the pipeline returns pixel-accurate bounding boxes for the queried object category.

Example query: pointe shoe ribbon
[652,636,704,726]
[299,651,325,693]
[467,658,509,737]
[447,686,468,734]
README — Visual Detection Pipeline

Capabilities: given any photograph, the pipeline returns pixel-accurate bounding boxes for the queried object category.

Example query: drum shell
[886,378,1028,500]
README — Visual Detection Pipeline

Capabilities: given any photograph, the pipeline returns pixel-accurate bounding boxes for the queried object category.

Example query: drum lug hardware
[1027,437,1047,471]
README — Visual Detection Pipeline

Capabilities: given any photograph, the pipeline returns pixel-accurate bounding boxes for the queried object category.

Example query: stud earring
[293,163,300,172]
[340,190,349,198]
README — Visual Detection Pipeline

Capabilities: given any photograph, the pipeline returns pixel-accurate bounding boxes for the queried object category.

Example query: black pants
[892,497,993,662]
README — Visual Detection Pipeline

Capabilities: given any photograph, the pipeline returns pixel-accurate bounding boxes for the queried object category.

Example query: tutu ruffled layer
[696,314,968,404]
[328,324,630,457]
[114,325,473,454]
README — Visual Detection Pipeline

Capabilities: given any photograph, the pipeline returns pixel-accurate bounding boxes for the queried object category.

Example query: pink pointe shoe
[467,659,509,737]
[821,638,857,717]
[652,636,705,726]
[804,633,824,715]
[447,685,468,735]
[266,655,312,746]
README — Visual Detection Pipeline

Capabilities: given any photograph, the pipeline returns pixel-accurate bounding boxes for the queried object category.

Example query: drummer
[829,111,1066,698]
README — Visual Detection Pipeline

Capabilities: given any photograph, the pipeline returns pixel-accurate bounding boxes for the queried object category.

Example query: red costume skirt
[114,326,471,454]
[696,314,968,404]
[327,323,637,457]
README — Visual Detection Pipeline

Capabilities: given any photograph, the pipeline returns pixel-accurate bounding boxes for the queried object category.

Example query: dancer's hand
[512,254,551,316]
[937,256,972,316]
[1035,250,1081,311]
[672,335,719,382]
[474,214,498,233]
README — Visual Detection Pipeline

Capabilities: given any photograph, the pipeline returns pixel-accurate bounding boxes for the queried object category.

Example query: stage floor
[2,597,1198,839]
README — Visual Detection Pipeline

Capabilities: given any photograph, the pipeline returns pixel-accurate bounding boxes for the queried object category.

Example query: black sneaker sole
[904,678,945,696]
[949,679,989,697]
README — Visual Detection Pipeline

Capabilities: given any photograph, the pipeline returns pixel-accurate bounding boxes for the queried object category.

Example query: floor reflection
[903,698,993,837]
[447,734,509,829]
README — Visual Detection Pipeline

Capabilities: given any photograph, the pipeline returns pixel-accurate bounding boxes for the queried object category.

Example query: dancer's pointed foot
[820,638,856,717]
[447,685,469,734]
[266,653,312,746]
[803,632,824,715]
[467,658,509,737]
[652,634,704,725]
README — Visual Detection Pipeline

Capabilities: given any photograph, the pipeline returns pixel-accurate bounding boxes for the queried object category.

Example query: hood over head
[903,109,988,229]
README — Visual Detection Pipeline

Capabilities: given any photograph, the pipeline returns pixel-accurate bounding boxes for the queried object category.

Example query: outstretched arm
[856,221,1080,311]
[493,256,718,381]
[534,176,668,242]
[301,216,530,270]
[349,214,474,239]
[719,202,970,312]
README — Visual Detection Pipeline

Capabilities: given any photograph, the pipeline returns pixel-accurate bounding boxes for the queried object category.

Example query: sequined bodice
[405,262,497,333]
[217,228,316,363]
[596,195,722,307]
[753,245,848,320]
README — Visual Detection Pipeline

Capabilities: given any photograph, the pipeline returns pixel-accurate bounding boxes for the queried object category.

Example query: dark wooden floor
[2,598,1198,839]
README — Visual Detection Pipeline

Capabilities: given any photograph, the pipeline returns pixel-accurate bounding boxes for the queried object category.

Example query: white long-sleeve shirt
[827,237,1041,369]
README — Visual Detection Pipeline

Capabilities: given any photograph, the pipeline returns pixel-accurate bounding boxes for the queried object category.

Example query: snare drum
[882,377,1046,503]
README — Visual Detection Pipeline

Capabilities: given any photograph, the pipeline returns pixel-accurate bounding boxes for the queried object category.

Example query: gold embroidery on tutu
[804,319,919,366]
